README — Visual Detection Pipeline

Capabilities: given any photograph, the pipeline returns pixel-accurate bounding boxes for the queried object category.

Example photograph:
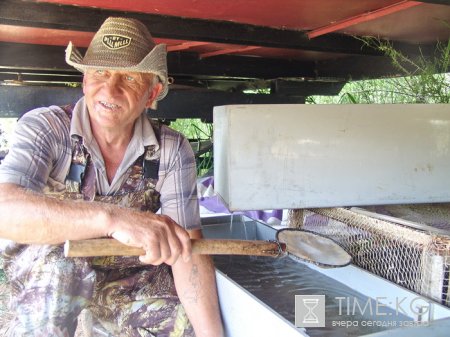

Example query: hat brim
[65,42,168,101]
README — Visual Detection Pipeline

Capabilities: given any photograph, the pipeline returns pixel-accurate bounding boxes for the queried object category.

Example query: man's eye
[95,70,105,75]
[125,75,135,82]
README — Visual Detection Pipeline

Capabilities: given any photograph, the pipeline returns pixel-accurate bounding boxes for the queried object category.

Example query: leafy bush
[169,119,214,176]
[308,36,449,104]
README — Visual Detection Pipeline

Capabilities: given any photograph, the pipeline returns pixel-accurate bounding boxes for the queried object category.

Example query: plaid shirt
[0,97,200,230]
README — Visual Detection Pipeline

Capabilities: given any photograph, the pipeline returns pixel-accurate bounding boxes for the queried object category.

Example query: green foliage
[243,87,271,94]
[169,118,212,140]
[308,35,450,104]
[64,82,81,88]
[169,119,214,176]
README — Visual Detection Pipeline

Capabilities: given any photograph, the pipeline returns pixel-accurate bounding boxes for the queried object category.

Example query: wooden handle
[64,238,286,258]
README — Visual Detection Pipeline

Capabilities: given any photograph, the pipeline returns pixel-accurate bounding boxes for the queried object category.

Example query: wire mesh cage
[288,206,450,307]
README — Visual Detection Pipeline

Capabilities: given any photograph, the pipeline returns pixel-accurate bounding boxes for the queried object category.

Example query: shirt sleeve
[157,126,201,230]
[0,107,71,192]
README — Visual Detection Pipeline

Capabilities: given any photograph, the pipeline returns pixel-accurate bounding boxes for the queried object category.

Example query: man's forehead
[86,69,153,80]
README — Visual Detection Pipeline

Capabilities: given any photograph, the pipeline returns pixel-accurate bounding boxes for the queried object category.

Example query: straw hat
[65,17,168,103]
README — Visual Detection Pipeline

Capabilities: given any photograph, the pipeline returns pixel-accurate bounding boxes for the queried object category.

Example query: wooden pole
[64,238,285,258]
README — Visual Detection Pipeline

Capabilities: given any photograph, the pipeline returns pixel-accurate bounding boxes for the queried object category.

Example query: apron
[1,106,194,337]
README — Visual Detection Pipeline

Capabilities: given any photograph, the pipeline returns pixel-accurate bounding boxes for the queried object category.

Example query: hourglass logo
[295,295,325,327]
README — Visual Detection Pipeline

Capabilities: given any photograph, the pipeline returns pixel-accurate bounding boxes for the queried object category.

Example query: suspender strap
[143,118,161,180]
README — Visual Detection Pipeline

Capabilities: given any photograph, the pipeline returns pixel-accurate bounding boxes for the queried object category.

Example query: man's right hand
[107,208,192,265]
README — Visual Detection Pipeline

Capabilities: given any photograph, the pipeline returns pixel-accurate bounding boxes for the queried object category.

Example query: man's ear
[145,82,163,109]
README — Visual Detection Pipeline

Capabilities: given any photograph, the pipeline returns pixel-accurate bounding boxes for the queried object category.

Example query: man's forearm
[0,183,193,267]
[172,231,224,337]
[0,183,111,244]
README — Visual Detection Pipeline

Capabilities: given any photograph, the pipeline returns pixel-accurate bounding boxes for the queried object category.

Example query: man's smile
[99,100,121,110]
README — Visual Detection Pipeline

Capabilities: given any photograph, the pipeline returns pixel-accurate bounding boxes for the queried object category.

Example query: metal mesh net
[288,206,450,307]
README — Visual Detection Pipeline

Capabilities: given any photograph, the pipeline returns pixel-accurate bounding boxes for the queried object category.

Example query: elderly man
[0,17,223,337]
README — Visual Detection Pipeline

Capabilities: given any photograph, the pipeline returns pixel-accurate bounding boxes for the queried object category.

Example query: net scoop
[65,228,351,268]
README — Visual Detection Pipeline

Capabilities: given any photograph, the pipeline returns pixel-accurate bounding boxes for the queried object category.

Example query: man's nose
[104,74,122,95]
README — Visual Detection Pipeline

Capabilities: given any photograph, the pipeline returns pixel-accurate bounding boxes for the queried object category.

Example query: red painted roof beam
[167,41,212,52]
[307,1,424,39]
[200,46,260,59]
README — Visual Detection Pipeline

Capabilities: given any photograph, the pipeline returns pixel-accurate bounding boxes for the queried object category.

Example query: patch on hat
[102,34,131,50]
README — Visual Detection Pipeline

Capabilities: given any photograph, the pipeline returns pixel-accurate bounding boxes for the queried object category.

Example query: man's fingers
[140,232,182,266]
[165,236,181,266]
[111,213,192,265]
[160,216,192,264]
[177,228,192,262]
[158,236,172,264]
[139,236,168,265]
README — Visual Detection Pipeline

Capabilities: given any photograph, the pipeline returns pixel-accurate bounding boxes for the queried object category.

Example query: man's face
[83,69,161,132]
